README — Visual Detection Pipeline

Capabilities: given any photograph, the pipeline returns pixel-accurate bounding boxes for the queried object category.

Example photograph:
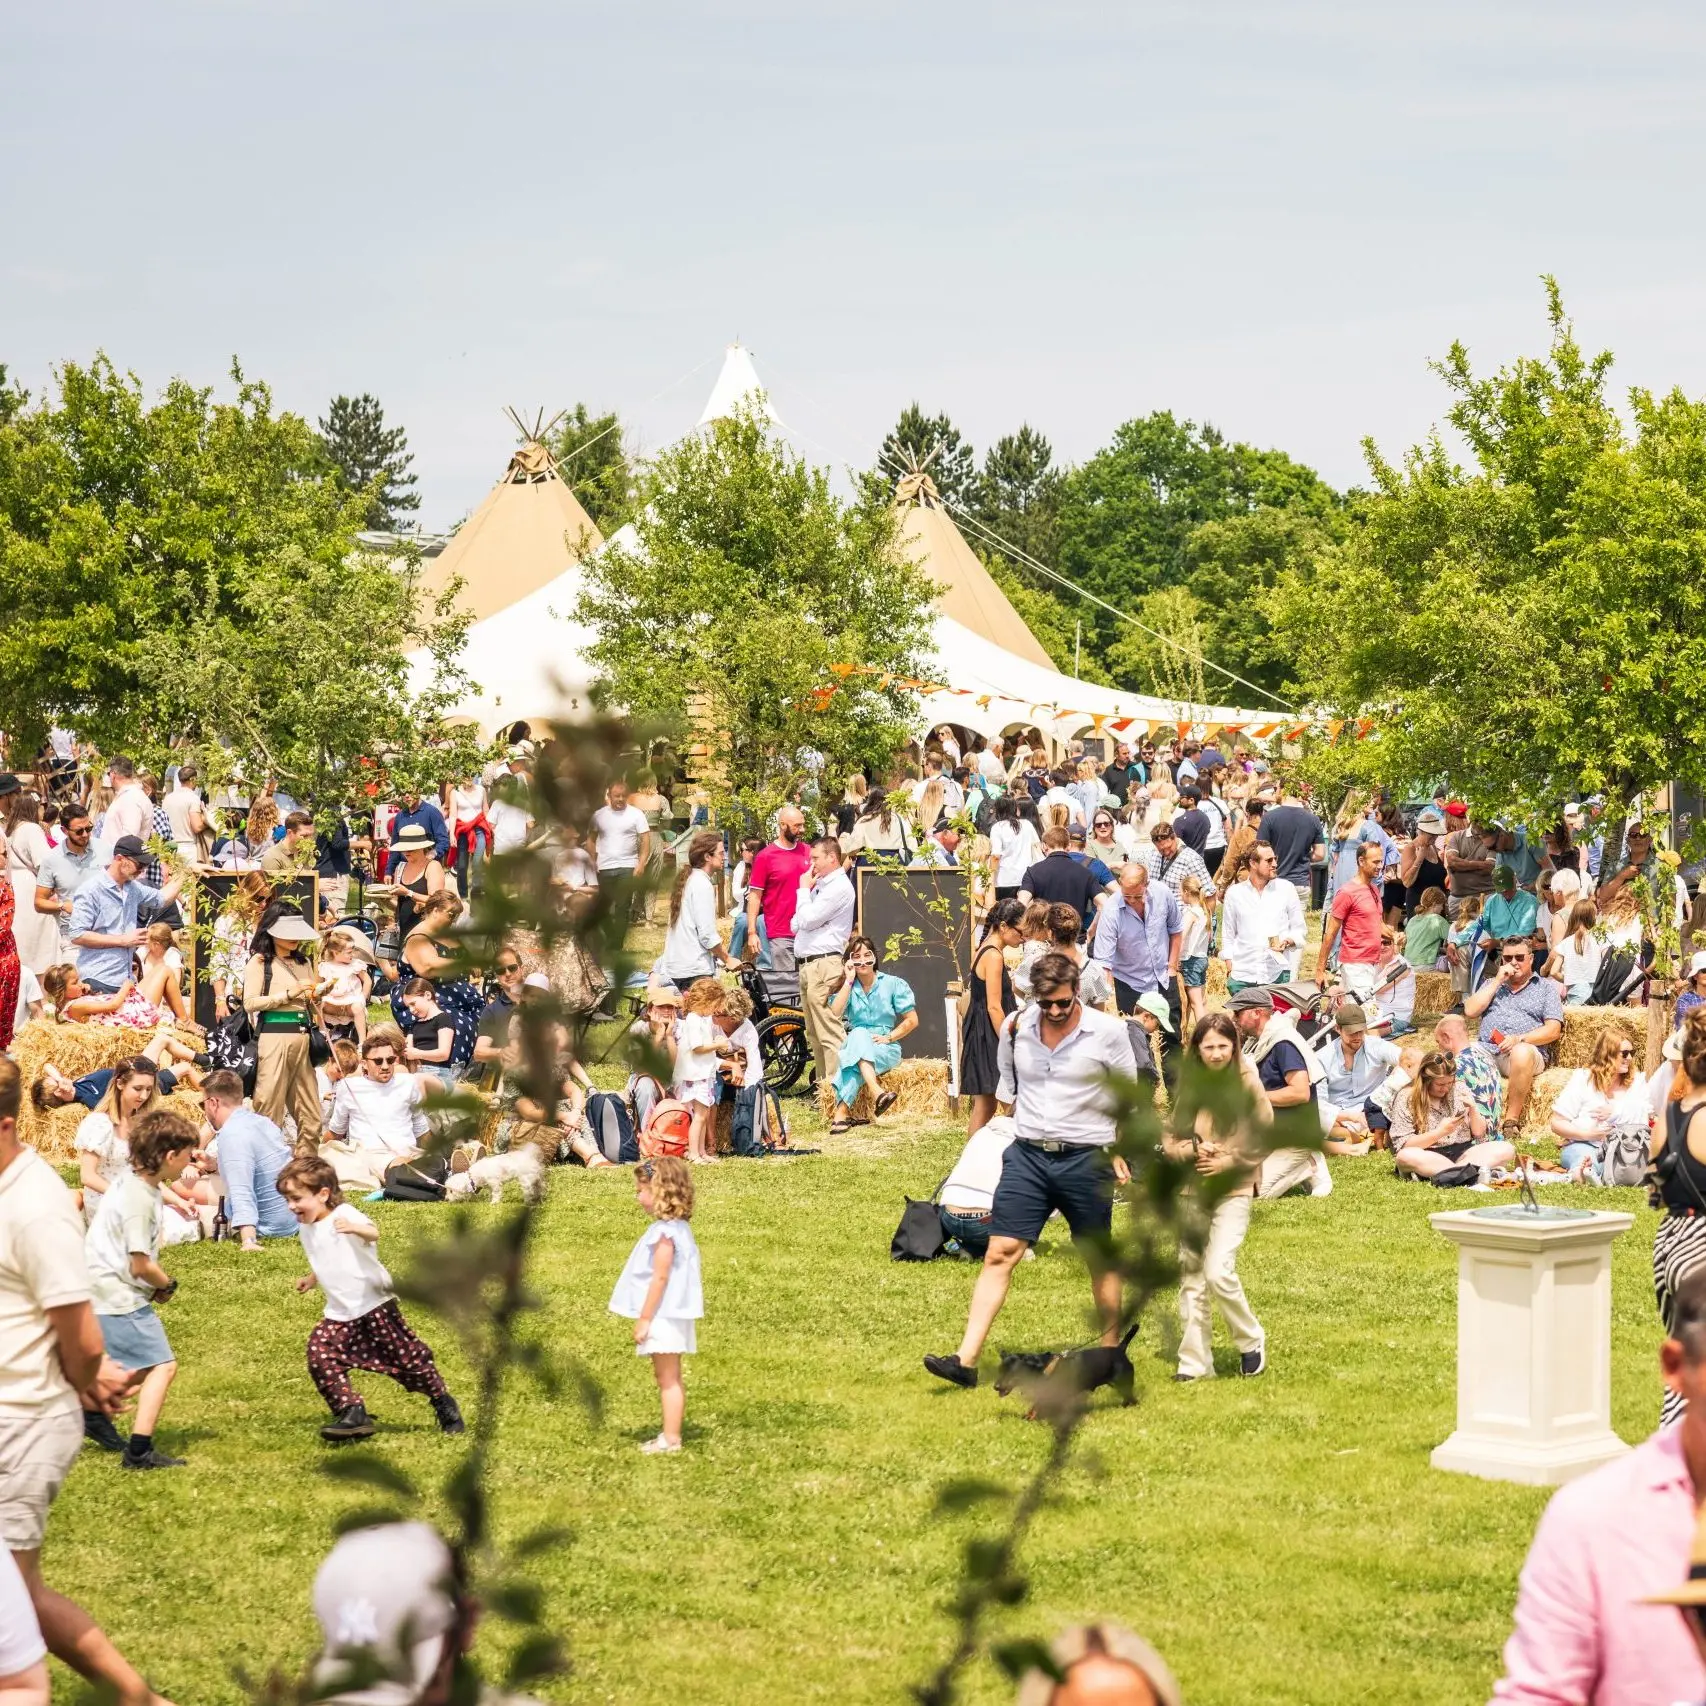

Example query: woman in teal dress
[828,934,919,1128]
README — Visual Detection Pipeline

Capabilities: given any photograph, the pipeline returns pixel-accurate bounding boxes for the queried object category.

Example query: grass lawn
[44,1102,1665,1704]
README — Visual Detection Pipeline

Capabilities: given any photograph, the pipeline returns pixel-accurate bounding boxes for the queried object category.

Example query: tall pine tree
[318,393,420,529]
[549,403,634,533]
[876,404,978,511]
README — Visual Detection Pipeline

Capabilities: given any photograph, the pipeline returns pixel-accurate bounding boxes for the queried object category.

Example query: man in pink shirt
[1491,1266,1706,1704]
[740,806,811,1003]
[100,755,152,846]
[1317,839,1385,1002]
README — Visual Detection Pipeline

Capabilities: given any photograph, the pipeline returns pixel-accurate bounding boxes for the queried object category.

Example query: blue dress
[833,972,917,1106]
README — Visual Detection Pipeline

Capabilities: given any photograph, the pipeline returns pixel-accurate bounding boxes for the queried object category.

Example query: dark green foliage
[549,402,635,533]
[318,392,420,528]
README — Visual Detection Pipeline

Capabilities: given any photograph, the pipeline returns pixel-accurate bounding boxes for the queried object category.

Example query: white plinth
[1429,1207,1634,1487]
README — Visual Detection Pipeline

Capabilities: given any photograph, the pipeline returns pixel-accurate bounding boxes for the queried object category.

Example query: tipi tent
[419,416,604,625]
[696,342,781,429]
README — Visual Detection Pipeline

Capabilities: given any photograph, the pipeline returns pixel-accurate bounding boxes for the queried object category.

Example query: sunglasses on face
[1036,994,1078,1013]
[1617,1046,1636,1058]
[367,1054,397,1067]
[1500,953,1527,963]
[496,963,521,975]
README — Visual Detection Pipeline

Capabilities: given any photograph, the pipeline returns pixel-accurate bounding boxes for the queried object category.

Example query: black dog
[994,1323,1139,1418]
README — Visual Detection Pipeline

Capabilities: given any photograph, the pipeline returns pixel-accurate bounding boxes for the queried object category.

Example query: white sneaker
[639,1435,681,1455]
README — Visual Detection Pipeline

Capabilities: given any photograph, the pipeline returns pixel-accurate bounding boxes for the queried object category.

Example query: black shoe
[83,1410,125,1453]
[432,1394,465,1435]
[923,1354,978,1389]
[121,1447,186,1470]
[320,1403,376,1441]
[192,1052,213,1070]
[1240,1347,1268,1377]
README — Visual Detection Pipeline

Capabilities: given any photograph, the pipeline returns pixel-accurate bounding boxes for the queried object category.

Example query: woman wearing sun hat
[387,823,444,944]
[245,899,331,1144]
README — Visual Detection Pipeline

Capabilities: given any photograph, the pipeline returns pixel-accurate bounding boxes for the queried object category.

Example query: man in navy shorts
[925,953,1140,1388]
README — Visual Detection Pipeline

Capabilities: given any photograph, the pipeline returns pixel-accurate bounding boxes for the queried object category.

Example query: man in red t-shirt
[1316,839,1385,1001]
[741,806,812,1002]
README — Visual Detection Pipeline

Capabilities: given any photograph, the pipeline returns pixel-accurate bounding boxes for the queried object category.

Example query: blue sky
[6,1,1704,529]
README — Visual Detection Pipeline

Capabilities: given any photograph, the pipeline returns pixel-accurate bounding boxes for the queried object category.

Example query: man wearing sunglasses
[33,812,104,954]
[1492,1266,1706,1705]
[924,953,1138,1390]
[1463,936,1563,1137]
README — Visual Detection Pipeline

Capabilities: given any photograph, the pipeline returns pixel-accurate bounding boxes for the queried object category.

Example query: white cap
[1563,801,1585,819]
[1690,950,1706,979]
[522,971,550,991]
[312,1521,458,1701]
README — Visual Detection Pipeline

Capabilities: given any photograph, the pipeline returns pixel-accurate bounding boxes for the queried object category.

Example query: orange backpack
[639,1097,693,1159]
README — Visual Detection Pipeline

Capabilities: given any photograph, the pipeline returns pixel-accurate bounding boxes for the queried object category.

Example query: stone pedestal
[1430,1206,1634,1486]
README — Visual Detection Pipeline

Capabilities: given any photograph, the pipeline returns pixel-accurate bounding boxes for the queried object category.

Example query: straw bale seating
[815,1057,949,1125]
[1413,971,1454,1017]
[1555,1006,1644,1069]
[12,1019,203,1161]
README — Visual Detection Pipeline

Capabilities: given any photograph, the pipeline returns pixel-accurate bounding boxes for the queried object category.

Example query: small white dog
[445,1145,547,1204]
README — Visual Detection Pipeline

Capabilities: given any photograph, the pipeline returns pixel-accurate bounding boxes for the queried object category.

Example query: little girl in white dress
[609,1156,704,1454]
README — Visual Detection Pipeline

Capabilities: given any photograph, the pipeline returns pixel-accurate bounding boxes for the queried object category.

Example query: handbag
[891,1175,949,1261]
[1604,1124,1652,1188]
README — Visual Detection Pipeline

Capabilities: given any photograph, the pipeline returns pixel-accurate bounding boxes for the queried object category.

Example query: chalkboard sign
[854,866,971,1058]
[188,874,319,1030]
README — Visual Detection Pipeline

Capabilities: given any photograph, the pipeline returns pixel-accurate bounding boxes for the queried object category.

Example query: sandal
[829,1120,851,1136]
[874,1090,898,1118]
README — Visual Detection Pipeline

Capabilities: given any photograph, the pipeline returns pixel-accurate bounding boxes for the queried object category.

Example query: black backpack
[727,1083,790,1157]
[584,1091,639,1164]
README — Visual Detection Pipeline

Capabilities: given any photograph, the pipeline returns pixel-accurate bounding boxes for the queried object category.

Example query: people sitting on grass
[828,934,918,1132]
[1390,1050,1516,1183]
[199,1069,297,1247]
[1433,1011,1504,1131]
[1463,935,1564,1137]
[1319,1003,1400,1152]
[492,1000,608,1168]
[1547,1030,1648,1185]
[1228,987,1327,1199]
[400,978,457,1091]
[321,1026,431,1191]
[73,1058,201,1244]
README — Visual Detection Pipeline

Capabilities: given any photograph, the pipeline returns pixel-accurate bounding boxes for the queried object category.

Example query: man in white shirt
[100,756,152,846]
[161,765,206,863]
[794,837,857,1090]
[925,953,1138,1389]
[1039,769,1087,827]
[323,1031,429,1187]
[976,738,1006,787]
[589,780,651,949]
[1218,841,1306,993]
[0,1057,155,1706]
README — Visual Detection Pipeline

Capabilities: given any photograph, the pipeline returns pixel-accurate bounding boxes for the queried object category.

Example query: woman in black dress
[961,898,1025,1138]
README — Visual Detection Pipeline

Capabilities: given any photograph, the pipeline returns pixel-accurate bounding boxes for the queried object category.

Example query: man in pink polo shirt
[740,806,812,1003]
[1316,839,1385,1002]
[1491,1265,1706,1704]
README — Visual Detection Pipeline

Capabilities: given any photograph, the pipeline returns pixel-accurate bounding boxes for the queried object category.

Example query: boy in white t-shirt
[280,1156,463,1444]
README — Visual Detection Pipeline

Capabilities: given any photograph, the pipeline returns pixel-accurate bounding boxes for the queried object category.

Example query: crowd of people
[0,725,1699,1705]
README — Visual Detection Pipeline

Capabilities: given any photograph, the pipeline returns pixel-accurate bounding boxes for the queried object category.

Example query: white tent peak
[696,342,782,429]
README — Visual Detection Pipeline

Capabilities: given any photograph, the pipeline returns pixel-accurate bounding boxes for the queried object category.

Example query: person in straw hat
[1491,1265,1706,1704]
[245,901,332,1145]
[387,823,445,945]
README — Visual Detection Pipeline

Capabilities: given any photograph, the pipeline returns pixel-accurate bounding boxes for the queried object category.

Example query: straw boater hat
[390,824,435,855]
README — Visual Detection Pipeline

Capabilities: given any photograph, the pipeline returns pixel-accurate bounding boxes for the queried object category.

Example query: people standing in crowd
[99,757,152,846]
[1444,809,1505,919]
[1549,1031,1648,1185]
[1218,841,1305,994]
[1141,819,1211,903]
[1261,779,1325,908]
[1652,1011,1706,1427]
[843,787,916,865]
[1401,805,1448,916]
[660,832,730,991]
[387,786,449,864]
[199,1072,297,1248]
[34,806,102,958]
[925,953,1138,1391]
[989,795,1044,903]
[0,832,17,1054]
[245,905,327,1146]
[1463,936,1563,1138]
[961,899,1024,1138]
[2,789,57,978]
[1317,839,1386,1000]
[1020,827,1110,926]
[1166,1011,1269,1381]
[741,806,811,1003]
[726,837,767,966]
[1490,1266,1706,1705]
[443,773,489,900]
[976,736,1007,789]
[1087,808,1129,873]
[794,836,856,1096]
[0,1057,166,1705]
[68,836,185,995]
[1093,863,1181,1024]
[161,765,206,865]
[589,778,651,948]
[1176,874,1211,1029]
[625,770,673,926]
[827,934,918,1130]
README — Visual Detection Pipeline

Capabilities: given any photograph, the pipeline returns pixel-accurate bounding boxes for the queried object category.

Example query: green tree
[1107,586,1210,707]
[580,403,937,817]
[877,403,978,511]
[1273,280,1706,821]
[318,391,421,528]
[1057,411,1341,669]
[971,424,1063,566]
[0,355,475,795]
[0,364,27,425]
[549,402,635,533]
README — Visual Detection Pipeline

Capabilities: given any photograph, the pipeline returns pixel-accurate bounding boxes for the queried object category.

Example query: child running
[84,1107,198,1469]
[278,1155,465,1443]
[609,1155,704,1454]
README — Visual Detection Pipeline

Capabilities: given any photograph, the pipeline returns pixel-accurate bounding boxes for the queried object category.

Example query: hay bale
[1414,971,1453,1018]
[1557,1007,1644,1071]
[12,1019,201,1159]
[1205,958,1228,1003]
[815,1057,949,1124]
[1521,1067,1575,1137]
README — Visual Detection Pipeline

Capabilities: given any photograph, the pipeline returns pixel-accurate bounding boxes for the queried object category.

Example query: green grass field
[44,1108,1665,1705]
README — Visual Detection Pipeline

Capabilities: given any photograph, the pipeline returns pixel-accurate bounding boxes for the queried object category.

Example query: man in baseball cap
[69,834,187,994]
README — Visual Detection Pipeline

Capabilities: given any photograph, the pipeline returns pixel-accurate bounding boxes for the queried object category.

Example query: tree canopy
[0,356,475,800]
[318,392,420,529]
[1274,281,1706,817]
[581,405,936,817]
[878,404,978,512]
[550,403,635,534]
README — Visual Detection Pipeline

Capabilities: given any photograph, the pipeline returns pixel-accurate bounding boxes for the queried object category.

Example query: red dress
[0,878,17,1051]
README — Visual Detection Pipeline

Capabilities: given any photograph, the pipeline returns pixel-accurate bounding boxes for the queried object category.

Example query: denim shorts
[99,1304,174,1371]
[1179,955,1208,988]
[988,1141,1115,1245]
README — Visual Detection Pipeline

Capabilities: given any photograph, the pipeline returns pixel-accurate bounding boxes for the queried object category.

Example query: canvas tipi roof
[420,419,604,625]
[696,342,782,429]
[893,469,1056,669]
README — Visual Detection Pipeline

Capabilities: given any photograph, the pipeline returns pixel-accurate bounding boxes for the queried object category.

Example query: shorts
[98,1304,174,1372]
[636,1316,697,1356]
[1337,961,1378,1001]
[674,1078,718,1109]
[1179,955,1208,989]
[988,1140,1115,1246]
[0,1405,82,1550]
[1495,1043,1556,1074]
